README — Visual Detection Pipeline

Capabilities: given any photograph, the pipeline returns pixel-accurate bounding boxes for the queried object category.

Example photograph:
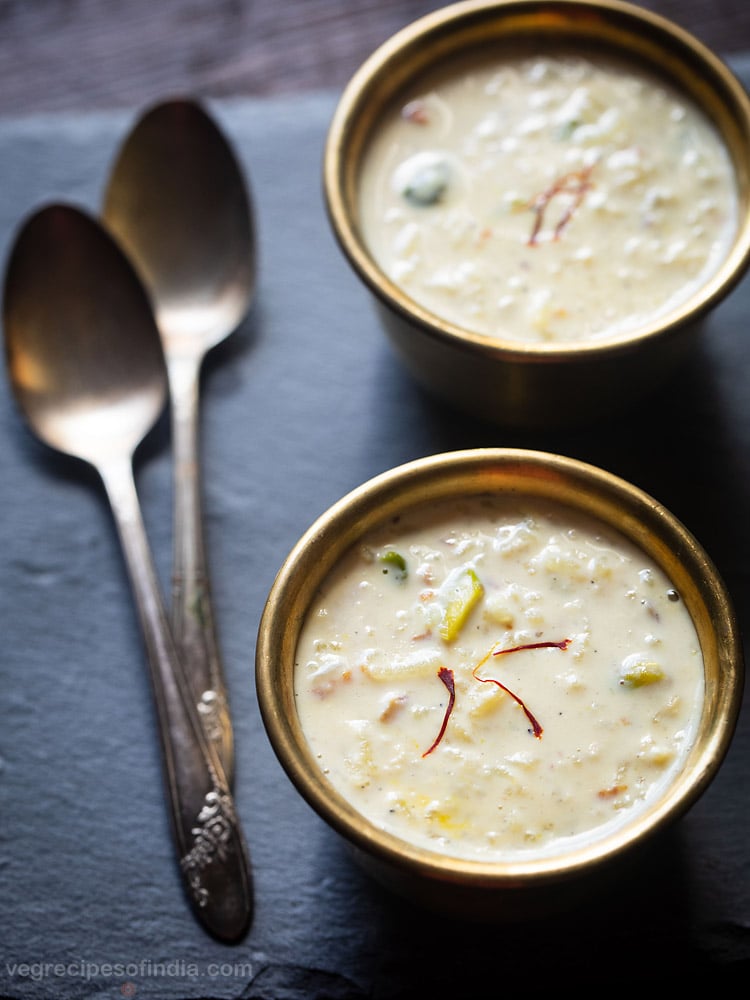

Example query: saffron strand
[422,667,456,757]
[478,637,572,738]
[527,167,593,245]
[493,638,571,656]
[472,667,544,738]
[421,640,570,756]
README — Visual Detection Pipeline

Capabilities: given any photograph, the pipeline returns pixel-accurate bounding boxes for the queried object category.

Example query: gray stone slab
[2,60,750,998]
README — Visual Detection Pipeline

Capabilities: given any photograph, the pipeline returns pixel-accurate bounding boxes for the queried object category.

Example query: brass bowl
[255,449,743,918]
[323,0,750,427]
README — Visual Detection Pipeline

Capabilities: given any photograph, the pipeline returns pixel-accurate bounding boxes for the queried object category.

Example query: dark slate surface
[2,61,750,998]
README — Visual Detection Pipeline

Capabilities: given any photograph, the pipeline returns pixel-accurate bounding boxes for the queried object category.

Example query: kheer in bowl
[323,0,750,426]
[255,449,743,918]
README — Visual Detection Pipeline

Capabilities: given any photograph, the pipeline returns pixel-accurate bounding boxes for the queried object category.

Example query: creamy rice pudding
[358,50,738,344]
[294,495,704,861]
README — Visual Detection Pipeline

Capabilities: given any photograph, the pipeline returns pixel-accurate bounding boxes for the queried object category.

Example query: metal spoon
[2,203,252,943]
[103,98,256,787]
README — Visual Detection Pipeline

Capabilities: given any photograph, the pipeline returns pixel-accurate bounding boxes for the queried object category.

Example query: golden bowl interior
[256,449,743,901]
[323,0,750,361]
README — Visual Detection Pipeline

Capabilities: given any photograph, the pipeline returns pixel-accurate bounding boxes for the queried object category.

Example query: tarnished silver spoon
[103,98,256,787]
[3,203,252,943]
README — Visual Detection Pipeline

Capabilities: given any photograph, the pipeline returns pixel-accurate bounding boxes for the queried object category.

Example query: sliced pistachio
[619,654,665,688]
[394,152,452,207]
[438,566,484,642]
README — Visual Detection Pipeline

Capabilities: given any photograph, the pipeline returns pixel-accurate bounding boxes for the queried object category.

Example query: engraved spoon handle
[98,453,252,943]
[168,353,234,784]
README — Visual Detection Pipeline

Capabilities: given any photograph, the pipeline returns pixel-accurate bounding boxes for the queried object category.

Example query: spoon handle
[98,454,252,943]
[168,355,234,784]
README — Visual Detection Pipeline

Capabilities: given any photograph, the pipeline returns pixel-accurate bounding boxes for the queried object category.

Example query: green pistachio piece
[397,153,452,207]
[380,550,407,581]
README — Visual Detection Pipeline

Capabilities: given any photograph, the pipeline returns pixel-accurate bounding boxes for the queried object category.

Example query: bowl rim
[256,448,744,889]
[323,0,750,362]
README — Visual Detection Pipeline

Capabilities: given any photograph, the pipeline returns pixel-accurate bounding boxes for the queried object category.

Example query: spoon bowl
[5,204,167,462]
[103,98,257,783]
[103,98,255,356]
[3,203,253,943]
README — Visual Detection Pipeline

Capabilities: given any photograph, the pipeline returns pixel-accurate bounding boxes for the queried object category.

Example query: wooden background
[0,0,747,117]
